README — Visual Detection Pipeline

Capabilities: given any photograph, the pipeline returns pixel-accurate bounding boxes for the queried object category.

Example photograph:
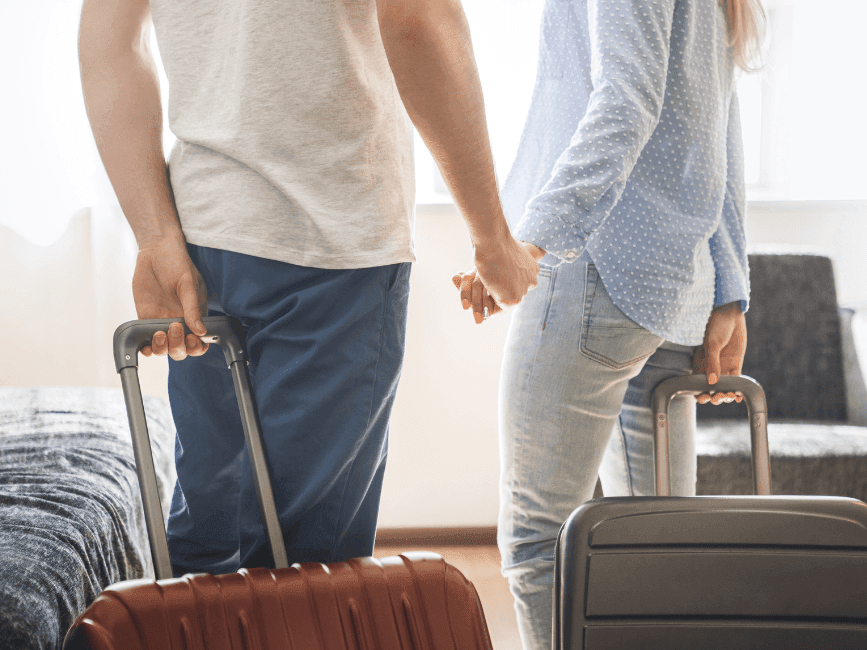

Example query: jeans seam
[540,267,557,331]
[618,414,636,496]
[502,280,553,546]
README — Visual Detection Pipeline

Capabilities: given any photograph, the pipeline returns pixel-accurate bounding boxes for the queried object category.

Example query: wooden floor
[374,544,521,650]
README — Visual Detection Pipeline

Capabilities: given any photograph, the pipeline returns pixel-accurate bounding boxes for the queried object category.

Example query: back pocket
[579,265,663,369]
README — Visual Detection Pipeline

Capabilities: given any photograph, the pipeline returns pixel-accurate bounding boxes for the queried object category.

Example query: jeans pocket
[536,265,557,330]
[579,264,663,369]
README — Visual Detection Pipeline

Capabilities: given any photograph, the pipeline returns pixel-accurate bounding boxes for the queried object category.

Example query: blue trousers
[165,244,411,576]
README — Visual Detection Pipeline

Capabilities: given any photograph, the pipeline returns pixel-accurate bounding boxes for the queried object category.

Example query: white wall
[2,201,865,528]
[745,201,867,308]
[0,208,168,397]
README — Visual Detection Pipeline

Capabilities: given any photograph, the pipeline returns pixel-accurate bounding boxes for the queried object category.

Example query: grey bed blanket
[0,386,176,650]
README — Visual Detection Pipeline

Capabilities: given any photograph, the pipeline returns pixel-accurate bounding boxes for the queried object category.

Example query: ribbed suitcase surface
[64,318,494,650]
[65,551,493,650]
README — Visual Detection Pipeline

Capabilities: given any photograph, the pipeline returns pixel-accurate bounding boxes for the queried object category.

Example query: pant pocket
[579,264,663,369]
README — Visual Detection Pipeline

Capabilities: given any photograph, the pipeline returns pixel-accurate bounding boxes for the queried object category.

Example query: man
[79,0,538,575]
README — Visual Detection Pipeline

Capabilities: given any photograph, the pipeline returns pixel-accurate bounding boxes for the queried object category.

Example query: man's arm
[375,0,538,310]
[79,0,207,359]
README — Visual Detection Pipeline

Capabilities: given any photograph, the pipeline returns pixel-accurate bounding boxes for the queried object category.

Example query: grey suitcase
[554,374,867,650]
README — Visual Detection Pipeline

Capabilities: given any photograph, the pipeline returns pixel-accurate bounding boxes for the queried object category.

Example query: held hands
[692,301,748,404]
[452,240,545,323]
[132,235,210,360]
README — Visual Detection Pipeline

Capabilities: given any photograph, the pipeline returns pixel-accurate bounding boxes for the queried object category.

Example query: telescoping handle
[113,316,289,580]
[652,374,771,497]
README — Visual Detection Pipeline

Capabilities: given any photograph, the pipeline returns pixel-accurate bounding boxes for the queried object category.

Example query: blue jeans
[498,252,697,650]
[166,244,411,576]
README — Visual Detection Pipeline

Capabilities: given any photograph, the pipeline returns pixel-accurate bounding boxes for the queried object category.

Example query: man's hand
[133,235,210,360]
[693,301,747,404]
[474,236,540,304]
[452,240,544,324]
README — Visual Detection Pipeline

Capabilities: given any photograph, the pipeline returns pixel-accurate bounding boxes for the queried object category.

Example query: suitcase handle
[112,316,289,580]
[652,374,770,497]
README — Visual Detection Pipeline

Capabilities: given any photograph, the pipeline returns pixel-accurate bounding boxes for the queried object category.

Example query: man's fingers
[485,290,500,318]
[167,321,188,361]
[178,273,206,336]
[186,332,209,357]
[151,331,169,356]
[145,326,209,359]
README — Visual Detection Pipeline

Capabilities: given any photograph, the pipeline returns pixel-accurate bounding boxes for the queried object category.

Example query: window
[416,0,867,206]
[414,0,546,205]
[740,0,867,200]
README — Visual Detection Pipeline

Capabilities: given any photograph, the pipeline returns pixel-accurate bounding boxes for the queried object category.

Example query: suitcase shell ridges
[65,552,493,650]
[64,319,494,650]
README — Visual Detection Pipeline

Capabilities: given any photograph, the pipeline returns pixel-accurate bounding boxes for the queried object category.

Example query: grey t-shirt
[149,0,416,269]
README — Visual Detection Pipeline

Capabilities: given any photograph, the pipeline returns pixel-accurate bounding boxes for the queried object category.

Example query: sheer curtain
[0,0,169,400]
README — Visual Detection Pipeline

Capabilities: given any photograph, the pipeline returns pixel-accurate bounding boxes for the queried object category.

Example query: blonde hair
[723,0,766,71]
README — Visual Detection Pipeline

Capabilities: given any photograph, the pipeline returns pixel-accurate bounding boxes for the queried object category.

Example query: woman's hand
[693,301,748,404]
[451,270,503,324]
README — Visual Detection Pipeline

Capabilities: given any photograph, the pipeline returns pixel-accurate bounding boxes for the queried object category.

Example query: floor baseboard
[375,526,498,546]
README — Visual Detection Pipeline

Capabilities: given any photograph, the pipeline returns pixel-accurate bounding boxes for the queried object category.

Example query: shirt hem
[182,230,417,270]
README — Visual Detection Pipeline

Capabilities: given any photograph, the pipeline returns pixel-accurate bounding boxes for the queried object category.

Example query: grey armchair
[695,252,867,500]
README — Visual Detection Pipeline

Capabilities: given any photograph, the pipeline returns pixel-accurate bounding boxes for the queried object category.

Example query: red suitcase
[63,316,493,650]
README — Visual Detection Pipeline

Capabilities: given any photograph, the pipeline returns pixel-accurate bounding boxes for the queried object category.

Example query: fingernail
[708,373,718,384]
[195,320,205,333]
[462,300,470,310]
[474,312,483,324]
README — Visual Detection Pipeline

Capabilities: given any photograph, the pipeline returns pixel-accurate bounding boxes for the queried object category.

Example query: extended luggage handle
[113,316,289,580]
[652,374,771,497]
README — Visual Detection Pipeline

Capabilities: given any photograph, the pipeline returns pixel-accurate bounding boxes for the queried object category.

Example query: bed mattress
[0,386,175,650]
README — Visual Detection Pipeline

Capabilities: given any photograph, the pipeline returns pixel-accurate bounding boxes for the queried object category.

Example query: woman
[455,0,763,647]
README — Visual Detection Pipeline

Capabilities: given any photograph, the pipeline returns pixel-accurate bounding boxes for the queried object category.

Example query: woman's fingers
[472,274,486,323]
[696,390,742,405]
[486,290,502,318]
[453,269,503,323]
[460,273,474,310]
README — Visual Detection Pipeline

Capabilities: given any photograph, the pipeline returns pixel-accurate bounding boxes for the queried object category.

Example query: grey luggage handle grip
[113,316,289,580]
[113,316,247,372]
[652,374,770,497]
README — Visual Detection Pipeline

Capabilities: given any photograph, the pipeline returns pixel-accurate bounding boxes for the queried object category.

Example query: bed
[0,386,175,650]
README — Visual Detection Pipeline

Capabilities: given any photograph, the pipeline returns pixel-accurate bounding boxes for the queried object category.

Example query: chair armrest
[839,305,867,426]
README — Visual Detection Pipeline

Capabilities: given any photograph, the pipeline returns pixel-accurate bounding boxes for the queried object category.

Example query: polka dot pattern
[502,0,750,345]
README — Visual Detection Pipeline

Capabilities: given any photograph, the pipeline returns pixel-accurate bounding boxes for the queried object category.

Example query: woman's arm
[512,0,677,264]
[709,91,751,314]
[697,91,750,403]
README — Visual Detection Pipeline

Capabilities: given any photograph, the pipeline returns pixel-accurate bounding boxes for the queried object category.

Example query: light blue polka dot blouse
[503,0,750,346]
